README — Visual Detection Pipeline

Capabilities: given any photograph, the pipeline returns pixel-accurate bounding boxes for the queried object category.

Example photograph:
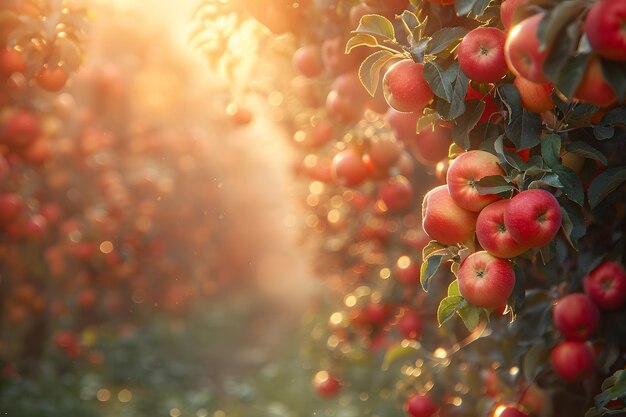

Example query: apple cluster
[422,149,563,310]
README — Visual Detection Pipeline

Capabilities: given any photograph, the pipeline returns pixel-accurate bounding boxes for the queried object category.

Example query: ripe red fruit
[446,150,505,212]
[457,251,516,309]
[553,293,600,341]
[500,0,527,30]
[0,193,24,223]
[411,123,452,165]
[499,406,529,417]
[457,27,508,83]
[313,370,341,398]
[573,56,617,108]
[405,393,438,417]
[363,302,392,325]
[503,189,562,248]
[293,45,324,78]
[368,136,403,170]
[550,341,595,382]
[322,36,359,75]
[0,48,27,77]
[386,108,419,142]
[505,13,550,83]
[383,60,434,113]
[397,308,423,339]
[584,0,626,61]
[476,199,528,259]
[513,77,554,113]
[331,149,368,187]
[422,185,478,245]
[395,256,421,286]
[2,110,41,147]
[583,261,626,311]
[35,66,68,92]
[378,176,414,212]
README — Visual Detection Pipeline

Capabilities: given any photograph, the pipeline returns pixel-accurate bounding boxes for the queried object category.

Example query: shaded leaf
[553,164,584,205]
[588,166,626,209]
[452,100,486,149]
[457,303,481,331]
[475,175,515,195]
[541,134,561,168]
[523,343,550,382]
[424,61,454,102]
[426,26,468,55]
[498,84,542,150]
[346,33,380,53]
[382,344,419,370]
[420,254,444,292]
[565,141,608,166]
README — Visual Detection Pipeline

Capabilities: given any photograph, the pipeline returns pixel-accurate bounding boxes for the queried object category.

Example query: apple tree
[193,0,626,415]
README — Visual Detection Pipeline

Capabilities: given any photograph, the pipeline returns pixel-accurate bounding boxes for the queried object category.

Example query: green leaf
[422,240,447,260]
[457,303,481,331]
[565,141,608,166]
[498,84,542,150]
[420,254,444,292]
[452,99,486,149]
[424,61,454,102]
[536,0,587,52]
[555,53,590,99]
[543,26,576,81]
[358,50,396,96]
[560,200,586,248]
[399,10,420,40]
[541,134,561,168]
[345,33,380,54]
[354,14,395,40]
[553,165,584,206]
[539,238,556,265]
[408,38,429,63]
[437,296,465,326]
[599,106,626,126]
[426,26,468,55]
[436,63,468,121]
[588,166,626,209]
[523,343,550,382]
[600,59,626,103]
[382,344,419,370]
[447,280,460,297]
[474,175,515,195]
[455,0,490,16]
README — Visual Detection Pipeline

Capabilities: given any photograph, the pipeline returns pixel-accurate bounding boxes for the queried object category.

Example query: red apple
[397,308,423,340]
[0,193,24,223]
[458,27,508,83]
[550,341,595,382]
[322,36,359,75]
[331,149,369,187]
[293,45,324,78]
[0,48,27,77]
[505,13,550,83]
[500,0,527,30]
[35,66,68,92]
[553,293,600,341]
[406,393,438,417]
[363,302,392,325]
[411,123,452,165]
[368,135,403,171]
[378,175,414,212]
[514,77,554,113]
[573,56,617,108]
[383,60,434,113]
[386,108,418,142]
[446,150,505,212]
[2,109,41,147]
[476,199,529,258]
[422,185,478,245]
[503,189,562,248]
[313,370,341,398]
[585,0,626,61]
[465,84,501,124]
[458,251,515,309]
[583,261,626,311]
[395,256,421,286]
